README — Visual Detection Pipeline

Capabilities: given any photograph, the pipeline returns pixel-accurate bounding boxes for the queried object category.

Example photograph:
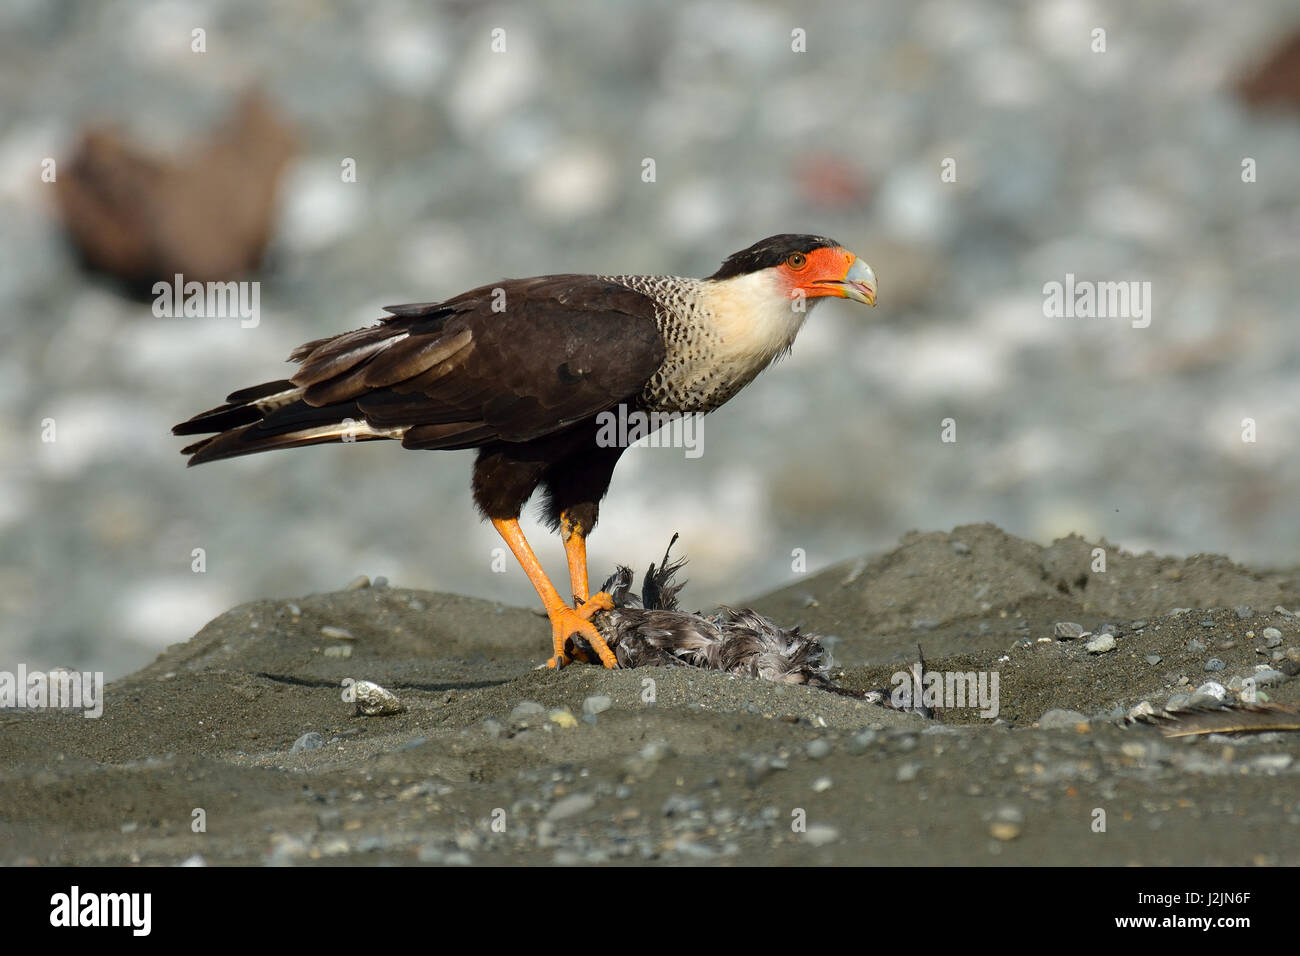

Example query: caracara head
[708,234,877,308]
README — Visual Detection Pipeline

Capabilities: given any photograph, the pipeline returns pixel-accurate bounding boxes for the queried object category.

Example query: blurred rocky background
[3,0,1299,678]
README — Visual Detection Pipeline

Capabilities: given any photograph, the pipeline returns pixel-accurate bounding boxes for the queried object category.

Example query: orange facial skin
[775,246,878,306]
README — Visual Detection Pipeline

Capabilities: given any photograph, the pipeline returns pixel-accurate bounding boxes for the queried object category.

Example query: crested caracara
[173,234,878,669]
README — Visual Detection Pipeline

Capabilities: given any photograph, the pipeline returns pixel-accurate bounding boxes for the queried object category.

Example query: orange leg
[492,518,616,669]
[561,512,592,603]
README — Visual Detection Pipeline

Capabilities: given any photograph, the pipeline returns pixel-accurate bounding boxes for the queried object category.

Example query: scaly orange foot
[547,591,617,669]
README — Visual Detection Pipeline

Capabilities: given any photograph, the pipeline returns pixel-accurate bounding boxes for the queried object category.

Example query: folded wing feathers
[362,328,473,388]
[292,330,408,387]
[293,324,475,407]
[180,280,663,463]
[401,422,500,450]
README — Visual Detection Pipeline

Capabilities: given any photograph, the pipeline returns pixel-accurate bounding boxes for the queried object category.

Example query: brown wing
[174,275,666,463]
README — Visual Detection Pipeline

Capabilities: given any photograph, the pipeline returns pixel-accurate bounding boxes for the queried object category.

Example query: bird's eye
[786,252,807,269]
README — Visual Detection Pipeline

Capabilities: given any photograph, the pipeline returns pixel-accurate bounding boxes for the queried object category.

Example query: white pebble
[354,680,404,716]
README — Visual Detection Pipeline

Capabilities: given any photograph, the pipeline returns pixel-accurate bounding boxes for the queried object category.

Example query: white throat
[704,269,812,370]
[611,269,819,414]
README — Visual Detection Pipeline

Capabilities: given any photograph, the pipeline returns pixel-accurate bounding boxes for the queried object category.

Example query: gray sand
[2,525,1297,865]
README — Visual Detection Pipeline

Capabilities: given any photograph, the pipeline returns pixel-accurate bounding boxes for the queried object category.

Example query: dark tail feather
[174,379,375,466]
[179,419,384,466]
[173,379,297,436]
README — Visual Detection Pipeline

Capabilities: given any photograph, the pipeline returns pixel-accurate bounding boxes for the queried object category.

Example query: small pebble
[950,541,970,555]
[1055,622,1085,640]
[1145,654,1162,665]
[1127,701,1155,719]
[1251,668,1287,686]
[662,794,702,816]
[582,695,612,715]
[1165,693,1192,710]
[1262,627,1283,647]
[896,762,921,782]
[994,805,1024,825]
[1187,639,1207,653]
[804,824,839,847]
[549,708,578,728]
[627,740,674,777]
[510,701,546,724]
[811,776,833,792]
[1203,658,1225,673]
[547,794,596,821]
[1235,606,1254,619]
[1085,634,1116,654]
[417,844,444,863]
[372,576,388,588]
[323,645,352,658]
[321,625,355,640]
[806,738,832,759]
[290,731,324,753]
[989,819,1022,841]
[1192,681,1227,701]
[266,835,310,866]
[318,837,350,857]
[846,728,878,754]
[354,680,404,716]
[638,740,672,762]
[1039,708,1089,729]
[1251,754,1293,772]
[344,575,370,590]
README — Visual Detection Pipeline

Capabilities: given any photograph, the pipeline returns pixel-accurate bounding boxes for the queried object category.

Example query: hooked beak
[838,256,877,306]
[816,255,877,306]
